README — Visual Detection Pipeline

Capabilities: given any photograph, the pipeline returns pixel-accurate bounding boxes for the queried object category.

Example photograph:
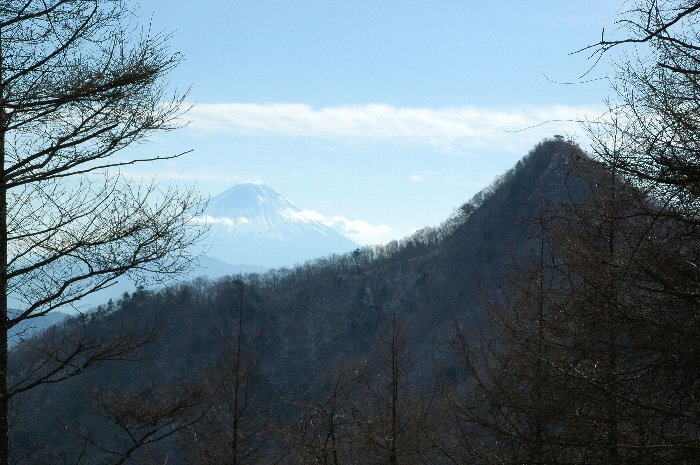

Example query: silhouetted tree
[451,152,700,464]
[443,230,571,465]
[583,1,700,460]
[349,313,437,465]
[0,1,203,463]
[283,369,359,465]
[584,0,700,221]
[183,277,275,465]
[58,381,208,465]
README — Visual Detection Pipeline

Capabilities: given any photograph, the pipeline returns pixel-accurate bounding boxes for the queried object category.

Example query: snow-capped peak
[198,183,358,268]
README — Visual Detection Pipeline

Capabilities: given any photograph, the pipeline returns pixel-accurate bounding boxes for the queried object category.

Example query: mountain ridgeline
[12,139,587,463]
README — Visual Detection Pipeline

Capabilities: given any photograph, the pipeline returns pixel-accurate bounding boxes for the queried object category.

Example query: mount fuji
[11,183,357,318]
[199,183,359,268]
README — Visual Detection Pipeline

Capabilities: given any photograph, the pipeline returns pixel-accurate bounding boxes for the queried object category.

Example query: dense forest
[2,0,700,464]
[11,138,581,463]
[10,133,700,464]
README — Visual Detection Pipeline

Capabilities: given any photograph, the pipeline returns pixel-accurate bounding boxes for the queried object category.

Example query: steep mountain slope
[201,183,359,267]
[11,139,588,463]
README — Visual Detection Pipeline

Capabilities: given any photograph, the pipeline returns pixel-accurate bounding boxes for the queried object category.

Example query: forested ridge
[10,132,700,464]
[9,139,589,463]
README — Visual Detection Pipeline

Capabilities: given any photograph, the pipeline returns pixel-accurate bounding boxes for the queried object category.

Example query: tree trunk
[605,162,619,465]
[389,313,398,465]
[0,28,9,465]
[231,281,244,465]
[0,142,8,465]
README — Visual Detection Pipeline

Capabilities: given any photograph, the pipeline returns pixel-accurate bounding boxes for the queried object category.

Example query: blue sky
[128,0,625,244]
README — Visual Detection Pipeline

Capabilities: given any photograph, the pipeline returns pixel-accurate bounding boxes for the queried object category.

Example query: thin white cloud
[280,208,391,244]
[193,209,392,245]
[281,209,327,224]
[186,103,604,154]
[410,175,425,182]
[191,215,250,228]
[331,216,392,244]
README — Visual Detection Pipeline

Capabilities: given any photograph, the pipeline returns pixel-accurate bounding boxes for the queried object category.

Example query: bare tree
[583,0,700,219]
[283,369,359,465]
[442,230,573,465]
[448,151,700,464]
[54,380,209,465]
[580,1,700,460]
[183,277,276,465]
[281,313,439,465]
[349,313,437,465]
[0,1,204,463]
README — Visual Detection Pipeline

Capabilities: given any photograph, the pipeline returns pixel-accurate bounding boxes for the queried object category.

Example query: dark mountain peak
[415,138,590,283]
[455,137,585,218]
[513,137,584,179]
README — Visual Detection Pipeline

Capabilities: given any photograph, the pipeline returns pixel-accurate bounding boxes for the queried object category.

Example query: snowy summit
[198,183,358,268]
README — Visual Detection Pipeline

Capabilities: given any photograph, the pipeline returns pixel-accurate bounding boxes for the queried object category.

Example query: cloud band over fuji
[187,103,604,154]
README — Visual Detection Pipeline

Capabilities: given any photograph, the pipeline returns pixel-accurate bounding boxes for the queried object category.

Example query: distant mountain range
[199,182,359,268]
[8,311,69,348]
